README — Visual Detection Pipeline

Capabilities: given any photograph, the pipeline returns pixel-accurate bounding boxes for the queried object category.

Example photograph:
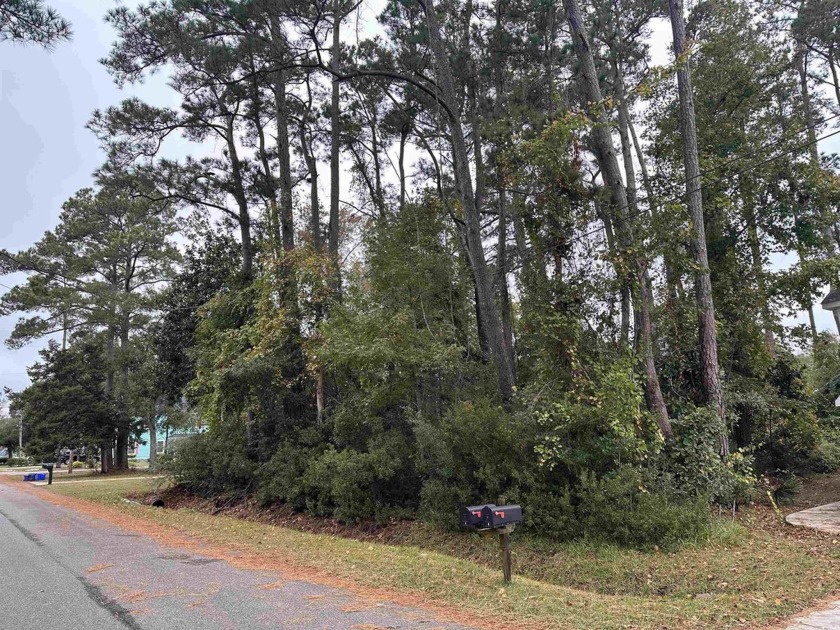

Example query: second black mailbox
[480,504,523,529]
[460,504,495,528]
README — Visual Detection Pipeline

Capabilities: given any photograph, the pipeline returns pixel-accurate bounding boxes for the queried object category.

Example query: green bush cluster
[168,389,717,550]
[163,423,255,495]
[164,201,838,552]
[6,457,34,467]
[575,468,712,550]
[660,408,756,506]
[728,355,840,477]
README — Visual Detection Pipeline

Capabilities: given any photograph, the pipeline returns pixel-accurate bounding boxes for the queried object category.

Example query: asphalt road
[0,483,464,629]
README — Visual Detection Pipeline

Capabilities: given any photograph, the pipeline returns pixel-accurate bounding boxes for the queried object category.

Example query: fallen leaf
[86,564,113,573]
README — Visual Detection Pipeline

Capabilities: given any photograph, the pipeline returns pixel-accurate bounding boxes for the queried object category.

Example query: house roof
[822,289,840,311]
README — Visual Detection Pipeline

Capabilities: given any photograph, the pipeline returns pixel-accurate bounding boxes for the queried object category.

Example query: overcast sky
[0,0,177,397]
[0,3,838,402]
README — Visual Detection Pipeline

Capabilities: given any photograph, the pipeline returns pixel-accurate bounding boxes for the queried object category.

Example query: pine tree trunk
[369,113,386,218]
[797,35,840,335]
[564,0,672,439]
[594,195,630,344]
[329,0,342,293]
[115,430,128,470]
[223,123,253,281]
[103,325,116,474]
[742,177,775,356]
[149,399,160,472]
[315,364,324,424]
[613,66,637,347]
[668,0,727,455]
[497,183,515,377]
[100,441,112,474]
[829,44,840,111]
[421,0,515,402]
[148,417,157,471]
[399,126,408,212]
[114,313,131,470]
[492,4,515,378]
[274,69,295,254]
[613,62,638,215]
[628,115,683,304]
[300,124,321,249]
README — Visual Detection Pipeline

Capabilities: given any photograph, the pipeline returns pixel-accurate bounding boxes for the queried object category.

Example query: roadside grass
[42,474,840,629]
[47,474,170,502]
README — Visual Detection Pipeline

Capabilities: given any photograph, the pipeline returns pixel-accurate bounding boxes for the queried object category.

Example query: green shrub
[807,435,840,473]
[417,479,474,530]
[165,424,256,495]
[770,404,822,471]
[732,359,834,476]
[662,408,756,506]
[6,457,34,467]
[576,467,712,551]
[520,485,578,540]
[255,429,329,510]
[533,360,657,477]
[301,432,409,523]
[413,399,534,527]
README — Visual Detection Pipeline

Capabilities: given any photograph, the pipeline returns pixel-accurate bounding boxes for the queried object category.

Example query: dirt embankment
[141,485,424,546]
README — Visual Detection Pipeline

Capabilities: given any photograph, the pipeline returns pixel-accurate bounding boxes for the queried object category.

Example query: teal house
[131,428,162,460]
[129,420,205,460]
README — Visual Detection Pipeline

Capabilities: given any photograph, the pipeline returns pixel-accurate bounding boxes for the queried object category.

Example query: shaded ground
[143,484,418,542]
[788,473,840,511]
[0,481,466,629]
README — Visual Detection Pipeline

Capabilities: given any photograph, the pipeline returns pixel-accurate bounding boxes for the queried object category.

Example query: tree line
[4,0,840,545]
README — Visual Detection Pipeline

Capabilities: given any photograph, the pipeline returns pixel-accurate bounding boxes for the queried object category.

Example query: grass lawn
[40,473,840,629]
[46,472,170,501]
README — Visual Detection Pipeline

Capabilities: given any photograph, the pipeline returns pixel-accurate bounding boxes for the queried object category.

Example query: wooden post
[500,529,512,583]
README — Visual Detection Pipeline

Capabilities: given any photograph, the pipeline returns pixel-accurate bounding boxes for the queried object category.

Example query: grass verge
[38,474,840,629]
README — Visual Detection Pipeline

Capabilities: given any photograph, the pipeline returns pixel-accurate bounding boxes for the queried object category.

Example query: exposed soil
[789,473,840,511]
[137,485,423,546]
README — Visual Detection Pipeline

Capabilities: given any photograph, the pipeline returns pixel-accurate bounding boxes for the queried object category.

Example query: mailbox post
[500,527,512,583]
[41,463,54,485]
[460,503,523,583]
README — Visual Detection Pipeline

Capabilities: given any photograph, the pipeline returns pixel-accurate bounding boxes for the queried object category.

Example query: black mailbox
[460,504,495,528]
[41,462,54,485]
[480,504,523,529]
[460,502,523,583]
